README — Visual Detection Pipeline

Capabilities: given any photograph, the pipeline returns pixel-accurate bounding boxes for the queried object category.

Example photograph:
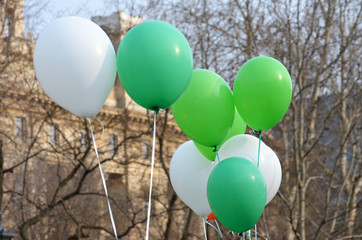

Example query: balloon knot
[212,146,217,152]
[252,129,262,136]
[152,107,160,115]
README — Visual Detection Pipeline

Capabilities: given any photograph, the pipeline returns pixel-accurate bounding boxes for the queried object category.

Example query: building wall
[0,2,189,239]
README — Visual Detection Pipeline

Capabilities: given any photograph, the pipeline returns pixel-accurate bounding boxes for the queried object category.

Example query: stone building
[0,1,192,239]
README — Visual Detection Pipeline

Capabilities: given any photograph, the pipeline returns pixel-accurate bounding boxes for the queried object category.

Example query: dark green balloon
[207,157,266,233]
[194,109,246,161]
[117,21,193,110]
[172,69,235,147]
[233,56,292,131]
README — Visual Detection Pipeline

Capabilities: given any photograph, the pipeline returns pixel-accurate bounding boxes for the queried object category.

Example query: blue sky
[25,0,120,36]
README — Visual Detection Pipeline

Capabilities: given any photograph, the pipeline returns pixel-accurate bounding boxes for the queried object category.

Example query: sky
[24,0,124,36]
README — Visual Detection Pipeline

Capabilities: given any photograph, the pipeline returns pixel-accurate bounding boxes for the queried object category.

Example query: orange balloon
[208,212,217,220]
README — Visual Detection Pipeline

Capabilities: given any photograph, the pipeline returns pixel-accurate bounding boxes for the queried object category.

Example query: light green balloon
[207,157,267,233]
[193,142,217,162]
[172,69,235,147]
[117,21,193,110]
[233,56,292,131]
[194,110,246,161]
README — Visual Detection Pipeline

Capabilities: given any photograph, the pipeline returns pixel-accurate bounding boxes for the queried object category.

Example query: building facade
[0,1,196,239]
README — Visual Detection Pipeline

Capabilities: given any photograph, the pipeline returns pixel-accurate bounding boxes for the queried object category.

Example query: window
[80,131,89,149]
[142,141,152,160]
[48,124,59,145]
[15,117,26,141]
[108,134,117,154]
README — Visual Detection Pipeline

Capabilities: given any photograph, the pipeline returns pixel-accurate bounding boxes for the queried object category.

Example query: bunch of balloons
[33,16,292,237]
[169,50,292,233]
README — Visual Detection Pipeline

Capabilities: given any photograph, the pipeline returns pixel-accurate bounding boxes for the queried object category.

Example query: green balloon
[117,21,193,110]
[207,157,266,233]
[194,109,246,161]
[233,56,292,131]
[172,69,235,147]
[194,141,217,161]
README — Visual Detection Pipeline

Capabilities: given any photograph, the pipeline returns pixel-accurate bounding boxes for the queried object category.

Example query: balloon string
[94,116,105,135]
[214,219,223,239]
[216,149,221,163]
[205,220,219,233]
[145,111,157,240]
[239,232,244,240]
[253,131,261,240]
[257,133,261,168]
[203,218,208,240]
[205,219,223,238]
[87,118,118,240]
[250,228,252,239]
[255,224,257,240]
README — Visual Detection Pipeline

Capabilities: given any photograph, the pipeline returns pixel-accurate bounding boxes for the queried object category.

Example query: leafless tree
[1,0,361,239]
[138,0,361,239]
[1,1,187,239]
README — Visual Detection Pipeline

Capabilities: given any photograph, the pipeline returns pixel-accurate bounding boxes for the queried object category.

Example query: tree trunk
[0,140,3,211]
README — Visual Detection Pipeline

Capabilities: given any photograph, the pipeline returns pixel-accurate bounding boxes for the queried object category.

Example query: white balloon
[34,16,116,118]
[170,141,216,217]
[264,147,282,204]
[218,134,282,205]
